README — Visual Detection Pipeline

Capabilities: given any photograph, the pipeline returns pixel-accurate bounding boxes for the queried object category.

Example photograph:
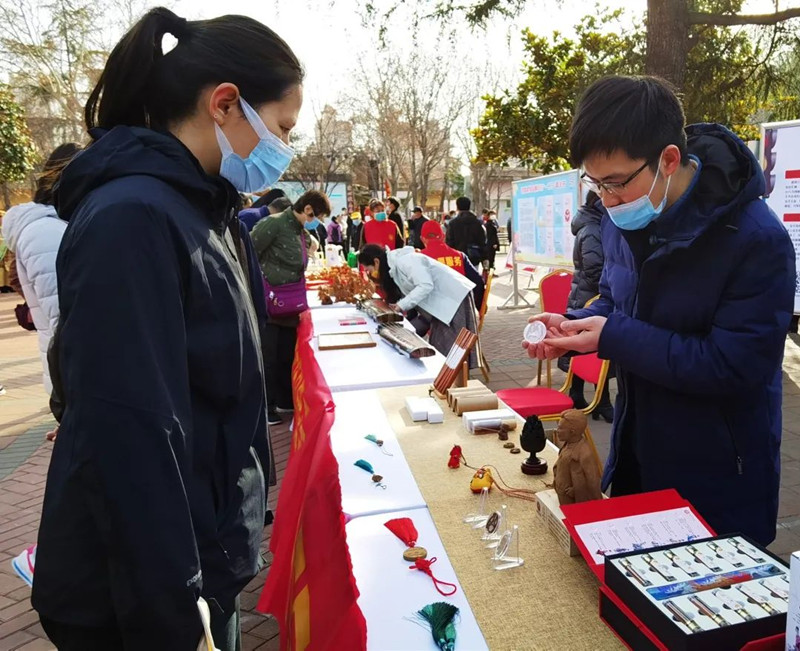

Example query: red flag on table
[258,311,367,650]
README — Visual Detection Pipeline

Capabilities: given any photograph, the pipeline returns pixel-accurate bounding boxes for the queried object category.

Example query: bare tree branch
[689,7,800,26]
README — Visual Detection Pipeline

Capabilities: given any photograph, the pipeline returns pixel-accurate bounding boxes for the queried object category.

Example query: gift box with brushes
[604,534,789,651]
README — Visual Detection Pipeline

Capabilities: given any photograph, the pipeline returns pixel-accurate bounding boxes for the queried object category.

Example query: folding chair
[497,353,609,474]
[536,269,573,387]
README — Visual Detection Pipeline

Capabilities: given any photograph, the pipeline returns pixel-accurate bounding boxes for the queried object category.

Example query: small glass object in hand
[523,321,547,345]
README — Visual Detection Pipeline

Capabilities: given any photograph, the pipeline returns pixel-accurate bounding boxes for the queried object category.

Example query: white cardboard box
[404,396,429,421]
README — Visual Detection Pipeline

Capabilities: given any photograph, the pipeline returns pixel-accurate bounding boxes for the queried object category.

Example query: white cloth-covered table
[310,307,445,392]
[331,390,427,518]
[347,507,489,651]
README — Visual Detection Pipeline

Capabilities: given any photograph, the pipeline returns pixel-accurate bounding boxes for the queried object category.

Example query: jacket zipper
[723,412,744,475]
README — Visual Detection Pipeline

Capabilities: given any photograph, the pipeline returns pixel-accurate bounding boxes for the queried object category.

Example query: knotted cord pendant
[409,557,458,597]
[354,459,386,489]
[365,434,393,456]
[384,517,427,561]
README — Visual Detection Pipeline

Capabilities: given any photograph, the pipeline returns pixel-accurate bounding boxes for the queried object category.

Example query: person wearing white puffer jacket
[1,143,80,394]
[3,143,79,590]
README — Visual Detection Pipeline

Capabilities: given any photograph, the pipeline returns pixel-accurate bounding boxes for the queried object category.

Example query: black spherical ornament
[520,416,548,475]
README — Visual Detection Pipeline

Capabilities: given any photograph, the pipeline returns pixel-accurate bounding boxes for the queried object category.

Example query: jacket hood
[55,126,237,223]
[654,123,765,241]
[388,246,416,262]
[572,201,603,236]
[1,202,59,250]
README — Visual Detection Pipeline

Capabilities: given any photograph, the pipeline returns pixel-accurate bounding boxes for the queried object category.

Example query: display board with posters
[762,119,800,313]
[511,169,580,267]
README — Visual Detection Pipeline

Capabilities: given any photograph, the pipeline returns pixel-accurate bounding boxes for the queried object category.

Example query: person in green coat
[252,190,329,424]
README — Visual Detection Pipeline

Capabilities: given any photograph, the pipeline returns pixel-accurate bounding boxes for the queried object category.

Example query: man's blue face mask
[605,153,671,231]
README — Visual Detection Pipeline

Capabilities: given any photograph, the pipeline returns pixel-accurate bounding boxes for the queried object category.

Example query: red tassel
[409,557,458,596]
[448,445,462,469]
[384,517,419,547]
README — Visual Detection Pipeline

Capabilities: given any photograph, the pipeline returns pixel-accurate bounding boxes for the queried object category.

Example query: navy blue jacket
[570,124,795,545]
[567,201,604,310]
[33,127,268,646]
[239,204,269,232]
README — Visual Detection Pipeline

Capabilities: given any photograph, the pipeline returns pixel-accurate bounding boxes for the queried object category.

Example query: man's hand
[523,313,569,360]
[546,316,607,354]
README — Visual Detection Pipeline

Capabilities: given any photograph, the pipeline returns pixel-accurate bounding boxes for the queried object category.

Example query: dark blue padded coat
[570,123,795,545]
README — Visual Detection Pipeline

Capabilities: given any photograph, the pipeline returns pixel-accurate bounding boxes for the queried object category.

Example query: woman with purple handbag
[252,189,330,424]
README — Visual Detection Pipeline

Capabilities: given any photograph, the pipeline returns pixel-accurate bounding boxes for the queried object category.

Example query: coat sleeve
[566,260,614,319]
[395,256,436,312]
[598,226,795,395]
[579,225,604,292]
[394,222,404,249]
[488,222,500,248]
[251,215,277,258]
[445,222,455,247]
[464,255,485,310]
[473,222,487,248]
[57,199,203,646]
[18,219,66,333]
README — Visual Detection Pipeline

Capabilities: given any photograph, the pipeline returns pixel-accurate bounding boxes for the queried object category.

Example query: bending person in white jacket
[1,143,80,395]
[358,244,478,366]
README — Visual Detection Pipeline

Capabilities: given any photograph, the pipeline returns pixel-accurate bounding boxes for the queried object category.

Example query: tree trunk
[646,0,690,90]
[1,183,10,210]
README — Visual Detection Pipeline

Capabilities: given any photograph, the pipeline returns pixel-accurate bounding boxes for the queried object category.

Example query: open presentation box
[560,489,787,651]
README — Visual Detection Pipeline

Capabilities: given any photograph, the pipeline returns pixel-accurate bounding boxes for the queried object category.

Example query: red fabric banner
[258,311,367,650]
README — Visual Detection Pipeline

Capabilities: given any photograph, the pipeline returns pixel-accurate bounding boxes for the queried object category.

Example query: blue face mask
[304,217,321,231]
[215,98,294,193]
[606,155,671,231]
[374,211,387,222]
[352,218,361,225]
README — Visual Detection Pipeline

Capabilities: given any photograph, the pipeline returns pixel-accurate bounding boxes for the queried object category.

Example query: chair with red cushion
[500,352,609,420]
[498,353,609,472]
[536,269,573,387]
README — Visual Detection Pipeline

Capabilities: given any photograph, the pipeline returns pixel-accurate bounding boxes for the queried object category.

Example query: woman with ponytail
[32,8,303,649]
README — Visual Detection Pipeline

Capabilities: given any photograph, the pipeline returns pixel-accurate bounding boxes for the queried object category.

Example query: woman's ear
[208,83,241,125]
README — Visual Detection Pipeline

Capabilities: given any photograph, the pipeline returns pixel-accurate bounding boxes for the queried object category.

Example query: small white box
[427,402,444,424]
[462,409,514,429]
[405,397,429,421]
[787,550,800,646]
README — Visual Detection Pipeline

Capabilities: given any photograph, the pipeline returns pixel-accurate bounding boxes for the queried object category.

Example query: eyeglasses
[581,160,651,196]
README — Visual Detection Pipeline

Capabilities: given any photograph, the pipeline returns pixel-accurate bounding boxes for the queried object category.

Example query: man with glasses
[525,75,795,546]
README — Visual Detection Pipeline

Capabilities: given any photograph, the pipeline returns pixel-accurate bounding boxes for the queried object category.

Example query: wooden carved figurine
[552,409,602,506]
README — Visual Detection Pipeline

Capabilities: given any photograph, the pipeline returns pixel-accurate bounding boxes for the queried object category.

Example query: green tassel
[365,434,380,445]
[416,602,459,651]
[354,459,374,474]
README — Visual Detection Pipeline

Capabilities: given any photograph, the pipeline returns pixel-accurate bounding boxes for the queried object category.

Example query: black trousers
[40,597,241,651]
[263,322,298,410]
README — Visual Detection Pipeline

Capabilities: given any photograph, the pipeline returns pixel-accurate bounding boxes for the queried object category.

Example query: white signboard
[762,120,800,313]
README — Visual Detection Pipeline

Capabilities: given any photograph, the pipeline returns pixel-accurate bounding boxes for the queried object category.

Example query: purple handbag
[264,232,308,318]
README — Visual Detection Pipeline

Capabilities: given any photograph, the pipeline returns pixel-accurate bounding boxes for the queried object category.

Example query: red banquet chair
[498,352,609,472]
[536,269,573,387]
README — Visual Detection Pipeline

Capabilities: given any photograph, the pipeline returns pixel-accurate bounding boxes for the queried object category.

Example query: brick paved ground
[3,272,800,649]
